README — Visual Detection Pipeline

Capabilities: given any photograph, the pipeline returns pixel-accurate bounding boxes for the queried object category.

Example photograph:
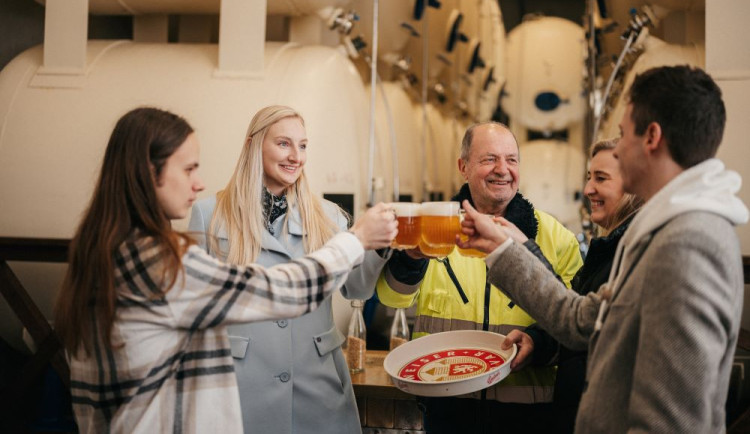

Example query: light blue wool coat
[188,195,389,434]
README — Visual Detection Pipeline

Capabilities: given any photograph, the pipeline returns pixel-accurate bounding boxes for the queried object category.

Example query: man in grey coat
[458,65,749,433]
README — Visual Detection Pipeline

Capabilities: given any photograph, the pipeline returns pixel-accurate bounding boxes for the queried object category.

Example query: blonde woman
[188,106,389,433]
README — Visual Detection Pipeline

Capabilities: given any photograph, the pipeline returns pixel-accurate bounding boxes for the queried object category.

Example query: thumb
[462,200,480,218]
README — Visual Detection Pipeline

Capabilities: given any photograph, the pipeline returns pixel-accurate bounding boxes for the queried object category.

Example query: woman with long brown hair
[54,107,396,433]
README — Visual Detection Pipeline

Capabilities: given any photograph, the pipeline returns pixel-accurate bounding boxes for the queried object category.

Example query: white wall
[706,0,750,328]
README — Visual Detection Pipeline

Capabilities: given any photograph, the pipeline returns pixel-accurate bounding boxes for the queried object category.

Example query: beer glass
[420,201,461,252]
[457,209,487,258]
[390,202,422,250]
[418,238,455,258]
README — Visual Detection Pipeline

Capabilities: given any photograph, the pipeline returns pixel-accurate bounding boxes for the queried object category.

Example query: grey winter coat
[487,159,747,433]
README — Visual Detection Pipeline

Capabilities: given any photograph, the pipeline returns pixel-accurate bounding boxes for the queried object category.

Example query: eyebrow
[480,152,517,158]
[275,135,307,143]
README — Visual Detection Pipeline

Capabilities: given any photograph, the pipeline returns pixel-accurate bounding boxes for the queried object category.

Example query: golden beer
[390,203,422,250]
[457,234,487,258]
[420,202,461,248]
[418,238,455,258]
[457,210,487,258]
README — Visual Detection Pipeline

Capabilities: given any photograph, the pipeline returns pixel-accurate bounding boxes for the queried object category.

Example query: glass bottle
[345,299,366,374]
[389,308,410,351]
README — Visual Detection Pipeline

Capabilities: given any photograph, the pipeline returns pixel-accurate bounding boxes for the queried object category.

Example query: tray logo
[397,348,505,382]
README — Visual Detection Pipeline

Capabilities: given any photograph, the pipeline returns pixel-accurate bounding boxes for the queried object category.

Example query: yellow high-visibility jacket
[377,208,582,403]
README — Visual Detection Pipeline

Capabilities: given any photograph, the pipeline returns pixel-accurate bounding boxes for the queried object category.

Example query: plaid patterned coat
[69,231,364,433]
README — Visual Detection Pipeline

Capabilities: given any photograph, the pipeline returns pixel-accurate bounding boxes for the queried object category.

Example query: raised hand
[493,216,529,243]
[350,202,399,250]
[456,200,509,254]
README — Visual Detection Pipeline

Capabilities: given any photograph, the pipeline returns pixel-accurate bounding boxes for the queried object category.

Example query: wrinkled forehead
[469,125,519,158]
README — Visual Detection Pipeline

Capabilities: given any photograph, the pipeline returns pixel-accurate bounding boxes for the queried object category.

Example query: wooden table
[350,350,424,433]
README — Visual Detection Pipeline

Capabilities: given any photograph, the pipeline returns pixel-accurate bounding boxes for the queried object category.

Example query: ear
[643,122,663,155]
[458,158,468,180]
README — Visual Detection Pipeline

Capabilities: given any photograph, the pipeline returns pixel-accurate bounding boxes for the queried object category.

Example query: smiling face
[154,133,205,220]
[262,117,307,195]
[584,149,625,230]
[458,124,519,215]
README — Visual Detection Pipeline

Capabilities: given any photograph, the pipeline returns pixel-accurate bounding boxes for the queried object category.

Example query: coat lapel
[261,204,306,257]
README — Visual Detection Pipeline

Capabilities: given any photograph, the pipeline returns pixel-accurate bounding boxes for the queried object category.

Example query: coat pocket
[313,325,345,357]
[228,335,250,359]
[425,291,450,314]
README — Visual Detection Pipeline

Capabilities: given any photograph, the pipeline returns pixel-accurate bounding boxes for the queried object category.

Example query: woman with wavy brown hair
[54,107,396,433]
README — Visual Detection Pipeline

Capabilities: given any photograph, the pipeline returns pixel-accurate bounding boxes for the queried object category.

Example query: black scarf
[262,188,288,235]
[572,215,634,291]
[451,183,538,240]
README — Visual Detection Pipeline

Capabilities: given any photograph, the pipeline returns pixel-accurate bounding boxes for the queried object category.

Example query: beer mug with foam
[390,202,421,250]
[420,201,461,252]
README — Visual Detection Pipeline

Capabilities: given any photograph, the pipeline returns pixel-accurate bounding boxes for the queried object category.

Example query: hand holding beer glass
[457,207,488,258]
[456,200,510,254]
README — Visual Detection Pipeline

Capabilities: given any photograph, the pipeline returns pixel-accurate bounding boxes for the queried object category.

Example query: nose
[583,178,595,197]
[288,146,300,162]
[194,174,205,192]
[492,158,508,175]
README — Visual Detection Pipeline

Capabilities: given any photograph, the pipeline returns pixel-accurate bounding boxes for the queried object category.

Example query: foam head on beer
[420,201,461,248]
[390,202,422,250]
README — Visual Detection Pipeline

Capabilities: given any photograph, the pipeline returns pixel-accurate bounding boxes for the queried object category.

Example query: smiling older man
[376,121,583,433]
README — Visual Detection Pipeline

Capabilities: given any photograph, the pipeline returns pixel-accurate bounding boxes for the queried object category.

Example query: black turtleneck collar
[451,183,538,240]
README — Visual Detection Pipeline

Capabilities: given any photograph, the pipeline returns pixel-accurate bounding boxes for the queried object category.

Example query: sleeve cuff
[334,232,365,266]
[485,238,514,268]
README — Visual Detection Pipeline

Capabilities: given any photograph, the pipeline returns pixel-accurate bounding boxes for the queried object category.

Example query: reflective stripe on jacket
[377,209,583,403]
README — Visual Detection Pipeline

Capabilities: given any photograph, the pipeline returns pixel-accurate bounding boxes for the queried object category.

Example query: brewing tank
[350,0,416,63]
[597,36,704,141]
[403,0,459,89]
[502,16,585,132]
[367,81,423,203]
[518,139,585,232]
[0,40,370,348]
[0,41,370,236]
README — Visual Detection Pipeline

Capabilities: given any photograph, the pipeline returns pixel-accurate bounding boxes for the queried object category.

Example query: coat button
[278,372,290,382]
[277,319,288,328]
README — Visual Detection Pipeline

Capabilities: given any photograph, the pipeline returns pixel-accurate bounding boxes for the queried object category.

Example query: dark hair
[54,107,195,355]
[628,65,726,168]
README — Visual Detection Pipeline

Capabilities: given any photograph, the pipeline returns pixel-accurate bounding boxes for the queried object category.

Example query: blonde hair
[209,105,339,264]
[590,138,643,236]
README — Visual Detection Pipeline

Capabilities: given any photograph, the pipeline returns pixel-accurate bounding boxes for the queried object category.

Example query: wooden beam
[0,237,70,263]
[0,260,69,385]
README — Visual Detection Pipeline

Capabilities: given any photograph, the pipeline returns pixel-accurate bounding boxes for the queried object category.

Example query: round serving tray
[383,330,517,397]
